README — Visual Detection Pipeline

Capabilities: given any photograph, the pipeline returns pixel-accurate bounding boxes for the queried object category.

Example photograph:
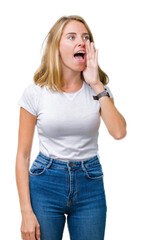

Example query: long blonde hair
[33,15,109,92]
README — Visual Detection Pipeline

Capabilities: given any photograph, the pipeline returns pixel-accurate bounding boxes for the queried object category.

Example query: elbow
[109,123,127,140]
[107,115,127,140]
[113,128,127,140]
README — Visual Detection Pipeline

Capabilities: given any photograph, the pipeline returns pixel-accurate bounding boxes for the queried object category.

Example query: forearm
[91,81,127,139]
[99,96,126,139]
[15,154,33,214]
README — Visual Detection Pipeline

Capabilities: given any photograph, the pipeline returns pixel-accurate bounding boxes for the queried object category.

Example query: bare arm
[83,40,127,139]
[99,97,127,139]
[91,82,127,139]
[15,107,40,240]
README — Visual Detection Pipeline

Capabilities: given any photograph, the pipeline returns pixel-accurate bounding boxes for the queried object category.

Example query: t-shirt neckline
[62,81,85,95]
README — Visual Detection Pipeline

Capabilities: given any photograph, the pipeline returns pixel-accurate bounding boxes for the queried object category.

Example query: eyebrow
[65,32,90,36]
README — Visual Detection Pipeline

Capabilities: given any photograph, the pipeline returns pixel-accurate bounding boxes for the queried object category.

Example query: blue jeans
[29,152,107,240]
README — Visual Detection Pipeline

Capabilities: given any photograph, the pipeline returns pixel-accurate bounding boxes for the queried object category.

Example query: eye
[83,35,90,41]
[69,36,75,40]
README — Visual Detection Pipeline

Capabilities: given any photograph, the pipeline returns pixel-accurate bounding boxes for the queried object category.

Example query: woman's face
[59,20,90,73]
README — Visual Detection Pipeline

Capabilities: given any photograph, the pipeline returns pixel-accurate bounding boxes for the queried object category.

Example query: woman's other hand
[21,210,40,240]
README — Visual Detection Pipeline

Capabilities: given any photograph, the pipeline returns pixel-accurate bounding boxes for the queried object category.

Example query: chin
[75,65,85,72]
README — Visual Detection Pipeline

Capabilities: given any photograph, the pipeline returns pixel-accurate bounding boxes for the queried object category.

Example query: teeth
[76,51,85,54]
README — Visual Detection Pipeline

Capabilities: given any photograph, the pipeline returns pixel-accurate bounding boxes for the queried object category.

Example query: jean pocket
[29,157,51,176]
[83,161,104,180]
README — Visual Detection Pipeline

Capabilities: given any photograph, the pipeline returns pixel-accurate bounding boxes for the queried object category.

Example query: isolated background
[0,0,142,239]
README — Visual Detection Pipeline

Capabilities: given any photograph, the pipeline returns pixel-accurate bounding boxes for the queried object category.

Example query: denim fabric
[29,152,107,240]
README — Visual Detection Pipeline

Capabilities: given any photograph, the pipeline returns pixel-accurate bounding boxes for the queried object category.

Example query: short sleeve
[17,83,39,116]
[104,85,113,98]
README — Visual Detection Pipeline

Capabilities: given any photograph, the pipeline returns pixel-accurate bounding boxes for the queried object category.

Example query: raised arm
[83,40,127,139]
[91,82,127,139]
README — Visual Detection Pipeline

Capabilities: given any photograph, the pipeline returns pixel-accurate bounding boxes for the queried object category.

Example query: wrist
[21,205,33,215]
[90,81,105,95]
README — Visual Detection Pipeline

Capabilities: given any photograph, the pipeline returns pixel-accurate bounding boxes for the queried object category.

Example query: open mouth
[74,51,85,62]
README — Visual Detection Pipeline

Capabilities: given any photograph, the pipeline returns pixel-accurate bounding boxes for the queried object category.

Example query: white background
[0,0,142,239]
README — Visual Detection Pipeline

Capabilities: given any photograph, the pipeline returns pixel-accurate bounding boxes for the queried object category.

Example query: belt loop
[67,161,70,171]
[67,162,71,181]
[81,161,86,172]
[46,158,53,169]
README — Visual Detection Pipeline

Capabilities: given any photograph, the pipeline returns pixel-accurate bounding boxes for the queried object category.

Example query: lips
[74,50,86,63]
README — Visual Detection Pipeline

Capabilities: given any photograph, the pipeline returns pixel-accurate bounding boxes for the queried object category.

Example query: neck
[61,68,83,88]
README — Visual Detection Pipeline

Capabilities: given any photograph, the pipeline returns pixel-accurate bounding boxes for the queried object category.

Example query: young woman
[16,15,127,240]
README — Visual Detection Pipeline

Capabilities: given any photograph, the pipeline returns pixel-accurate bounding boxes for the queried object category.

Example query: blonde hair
[33,15,109,92]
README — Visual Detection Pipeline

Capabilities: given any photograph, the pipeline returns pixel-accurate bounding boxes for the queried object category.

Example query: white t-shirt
[17,81,113,162]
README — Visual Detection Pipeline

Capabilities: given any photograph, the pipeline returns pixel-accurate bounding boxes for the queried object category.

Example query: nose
[78,42,85,47]
[77,36,85,47]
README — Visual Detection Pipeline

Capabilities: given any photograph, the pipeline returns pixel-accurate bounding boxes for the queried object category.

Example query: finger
[35,224,41,240]
[94,49,98,66]
[30,231,36,240]
[85,40,89,67]
[85,40,91,61]
[27,233,31,240]
[21,232,30,240]
[91,42,96,59]
[89,41,93,59]
[21,232,27,240]
[21,232,25,240]
[26,233,30,240]
[85,40,88,61]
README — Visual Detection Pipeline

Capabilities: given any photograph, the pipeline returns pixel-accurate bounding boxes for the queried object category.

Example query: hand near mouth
[83,40,101,87]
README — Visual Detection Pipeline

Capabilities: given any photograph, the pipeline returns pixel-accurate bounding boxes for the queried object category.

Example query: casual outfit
[17,80,113,240]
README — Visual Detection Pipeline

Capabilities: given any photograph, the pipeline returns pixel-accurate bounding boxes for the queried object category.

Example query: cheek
[60,41,73,58]
[59,42,72,61]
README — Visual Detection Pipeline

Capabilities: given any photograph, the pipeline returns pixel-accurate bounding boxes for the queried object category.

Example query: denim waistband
[37,151,100,169]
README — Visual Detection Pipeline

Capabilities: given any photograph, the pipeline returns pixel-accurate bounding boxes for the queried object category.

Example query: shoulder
[17,83,43,116]
[24,82,41,93]
[22,82,44,99]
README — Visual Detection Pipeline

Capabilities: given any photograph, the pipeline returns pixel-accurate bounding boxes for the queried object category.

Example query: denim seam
[66,163,79,206]
[85,161,100,168]
[68,169,79,204]
[50,165,68,170]
[29,158,53,176]
[29,166,47,176]
[81,161,103,180]
[45,158,53,169]
[36,158,47,164]
[33,161,42,167]
[85,170,104,180]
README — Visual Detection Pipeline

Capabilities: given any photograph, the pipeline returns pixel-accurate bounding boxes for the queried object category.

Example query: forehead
[62,20,88,34]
